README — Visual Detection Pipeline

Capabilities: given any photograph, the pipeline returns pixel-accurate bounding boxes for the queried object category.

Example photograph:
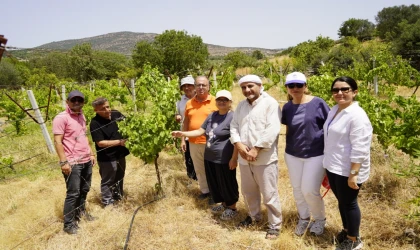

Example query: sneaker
[63,224,78,234]
[211,204,225,214]
[237,216,254,228]
[294,218,312,236]
[197,193,210,200]
[336,238,363,250]
[220,208,238,221]
[335,229,348,244]
[310,219,326,235]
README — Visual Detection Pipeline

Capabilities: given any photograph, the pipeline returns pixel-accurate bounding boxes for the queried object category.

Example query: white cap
[238,75,262,85]
[180,75,194,87]
[285,72,307,85]
[215,90,232,101]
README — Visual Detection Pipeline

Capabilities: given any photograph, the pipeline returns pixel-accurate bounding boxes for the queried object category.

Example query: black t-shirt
[90,110,130,162]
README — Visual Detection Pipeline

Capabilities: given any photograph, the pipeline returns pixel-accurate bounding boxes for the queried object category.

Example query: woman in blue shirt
[172,90,239,221]
[281,72,330,236]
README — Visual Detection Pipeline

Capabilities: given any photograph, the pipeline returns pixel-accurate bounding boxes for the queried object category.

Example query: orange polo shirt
[184,95,218,144]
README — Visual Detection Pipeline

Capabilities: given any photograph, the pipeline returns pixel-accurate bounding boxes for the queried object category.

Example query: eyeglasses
[286,83,305,89]
[216,98,229,103]
[331,87,352,94]
[195,84,208,88]
[70,97,84,103]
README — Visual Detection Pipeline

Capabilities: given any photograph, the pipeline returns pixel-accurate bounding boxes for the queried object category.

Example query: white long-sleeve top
[323,102,373,183]
[230,92,282,166]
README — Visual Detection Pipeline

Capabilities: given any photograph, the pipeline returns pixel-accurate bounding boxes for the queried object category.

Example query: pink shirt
[52,106,91,164]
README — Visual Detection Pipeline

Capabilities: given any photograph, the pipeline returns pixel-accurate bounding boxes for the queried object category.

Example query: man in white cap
[52,90,97,234]
[183,76,218,203]
[175,75,197,181]
[230,75,283,239]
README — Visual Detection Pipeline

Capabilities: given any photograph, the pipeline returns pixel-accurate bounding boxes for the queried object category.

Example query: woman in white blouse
[323,76,372,250]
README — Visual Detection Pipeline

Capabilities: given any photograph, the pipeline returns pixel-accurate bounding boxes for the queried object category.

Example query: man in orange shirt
[182,76,218,202]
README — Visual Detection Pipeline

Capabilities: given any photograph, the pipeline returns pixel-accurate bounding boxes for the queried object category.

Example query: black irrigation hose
[123,195,166,250]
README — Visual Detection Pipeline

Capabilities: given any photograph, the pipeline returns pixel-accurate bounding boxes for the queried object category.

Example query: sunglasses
[286,83,305,89]
[70,97,84,103]
[331,87,352,94]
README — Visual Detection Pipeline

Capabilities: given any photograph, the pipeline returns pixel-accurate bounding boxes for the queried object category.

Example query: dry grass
[0,86,419,250]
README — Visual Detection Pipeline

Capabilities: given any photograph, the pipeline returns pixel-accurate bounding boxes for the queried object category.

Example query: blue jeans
[62,161,92,227]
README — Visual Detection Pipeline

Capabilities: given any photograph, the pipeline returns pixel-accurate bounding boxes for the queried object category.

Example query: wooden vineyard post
[213,71,217,89]
[61,85,66,108]
[131,79,137,112]
[26,90,56,154]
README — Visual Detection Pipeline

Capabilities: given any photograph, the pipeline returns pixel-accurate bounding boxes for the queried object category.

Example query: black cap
[67,90,85,100]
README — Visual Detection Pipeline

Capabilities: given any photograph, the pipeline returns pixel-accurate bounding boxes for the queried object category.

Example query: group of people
[172,73,372,249]
[52,72,372,249]
[52,91,129,235]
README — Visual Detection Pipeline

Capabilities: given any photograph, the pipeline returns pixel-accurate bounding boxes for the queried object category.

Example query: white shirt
[323,102,373,183]
[230,92,282,166]
[176,94,190,122]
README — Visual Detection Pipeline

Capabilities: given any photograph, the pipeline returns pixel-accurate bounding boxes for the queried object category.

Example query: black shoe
[197,193,210,200]
[237,216,254,228]
[63,224,78,234]
[208,197,215,205]
[82,212,97,222]
[335,229,348,244]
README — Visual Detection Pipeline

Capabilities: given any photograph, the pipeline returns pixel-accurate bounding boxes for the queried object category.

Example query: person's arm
[229,146,239,170]
[175,101,182,123]
[54,134,72,175]
[348,110,373,189]
[172,128,205,138]
[348,162,361,190]
[96,139,126,148]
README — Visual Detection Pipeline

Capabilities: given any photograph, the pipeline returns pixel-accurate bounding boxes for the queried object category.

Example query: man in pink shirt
[52,90,96,234]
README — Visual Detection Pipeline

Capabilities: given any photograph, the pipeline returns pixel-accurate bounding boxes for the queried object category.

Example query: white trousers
[284,153,325,220]
[239,161,282,230]
[189,143,209,194]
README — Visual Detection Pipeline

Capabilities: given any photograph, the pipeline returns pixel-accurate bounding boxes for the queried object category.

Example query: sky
[2,0,419,50]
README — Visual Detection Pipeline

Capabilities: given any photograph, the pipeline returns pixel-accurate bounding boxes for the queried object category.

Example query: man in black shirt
[90,97,130,207]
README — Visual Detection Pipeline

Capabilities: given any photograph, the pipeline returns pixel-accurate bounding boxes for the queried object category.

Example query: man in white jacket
[230,75,283,239]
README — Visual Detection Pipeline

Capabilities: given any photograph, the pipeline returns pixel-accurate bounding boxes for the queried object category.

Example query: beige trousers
[239,161,283,230]
[189,143,209,194]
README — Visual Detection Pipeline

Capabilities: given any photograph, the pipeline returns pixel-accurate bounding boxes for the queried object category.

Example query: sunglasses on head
[70,97,84,103]
[331,87,351,94]
[286,83,305,89]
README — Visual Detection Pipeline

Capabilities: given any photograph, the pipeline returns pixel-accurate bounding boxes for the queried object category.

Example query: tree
[93,50,129,80]
[69,43,98,82]
[132,30,209,75]
[394,19,420,71]
[252,50,264,60]
[223,51,256,69]
[132,41,163,70]
[375,4,420,40]
[0,59,25,88]
[29,52,70,79]
[338,18,375,41]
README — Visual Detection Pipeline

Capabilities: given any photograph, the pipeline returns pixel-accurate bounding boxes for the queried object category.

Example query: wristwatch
[59,160,68,167]
[350,169,359,175]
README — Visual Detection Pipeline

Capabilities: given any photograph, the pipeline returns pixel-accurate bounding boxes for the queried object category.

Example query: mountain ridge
[35,31,283,57]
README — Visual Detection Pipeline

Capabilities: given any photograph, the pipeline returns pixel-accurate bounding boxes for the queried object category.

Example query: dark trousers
[185,141,197,181]
[204,160,239,207]
[98,157,126,205]
[326,170,362,237]
[62,161,92,227]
